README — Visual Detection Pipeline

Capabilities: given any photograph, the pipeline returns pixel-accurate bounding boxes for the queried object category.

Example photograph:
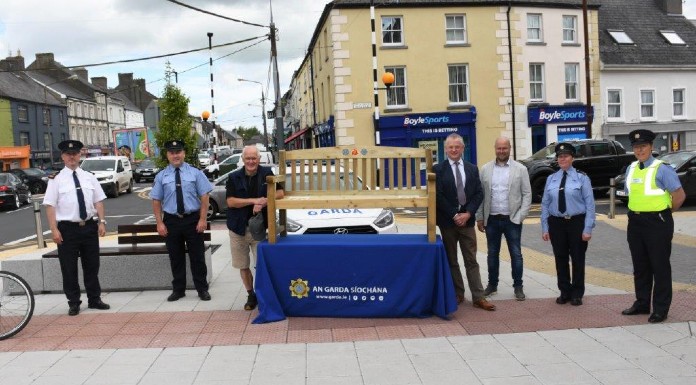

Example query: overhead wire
[164,0,268,29]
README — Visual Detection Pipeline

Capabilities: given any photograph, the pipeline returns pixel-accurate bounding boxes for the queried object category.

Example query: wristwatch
[99,219,107,225]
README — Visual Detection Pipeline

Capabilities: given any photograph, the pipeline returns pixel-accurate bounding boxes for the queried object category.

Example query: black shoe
[622,305,650,315]
[68,304,80,316]
[88,300,111,310]
[167,292,186,302]
[570,298,583,306]
[483,285,497,296]
[648,313,667,323]
[198,291,211,301]
[244,292,258,310]
[556,296,569,305]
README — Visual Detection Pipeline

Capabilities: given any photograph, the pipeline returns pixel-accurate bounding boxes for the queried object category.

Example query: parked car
[9,168,49,194]
[520,139,637,202]
[80,156,134,198]
[0,172,32,210]
[214,153,242,177]
[133,158,161,183]
[198,152,211,168]
[614,150,696,204]
[207,168,397,235]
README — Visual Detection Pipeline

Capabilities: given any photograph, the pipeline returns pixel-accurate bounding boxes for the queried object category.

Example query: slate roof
[599,0,696,67]
[26,72,93,101]
[0,71,65,106]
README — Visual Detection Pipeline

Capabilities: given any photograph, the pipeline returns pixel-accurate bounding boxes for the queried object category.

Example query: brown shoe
[473,298,496,311]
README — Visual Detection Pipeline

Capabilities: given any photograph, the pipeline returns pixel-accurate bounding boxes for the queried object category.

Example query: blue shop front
[378,109,478,164]
[527,105,593,153]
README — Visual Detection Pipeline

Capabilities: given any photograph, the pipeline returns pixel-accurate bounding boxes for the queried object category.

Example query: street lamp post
[373,72,394,145]
[238,78,268,149]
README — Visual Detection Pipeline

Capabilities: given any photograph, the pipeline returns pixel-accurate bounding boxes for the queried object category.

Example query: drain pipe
[507,2,517,160]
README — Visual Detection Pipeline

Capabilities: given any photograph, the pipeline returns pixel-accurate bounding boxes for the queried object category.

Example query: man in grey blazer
[475,137,532,300]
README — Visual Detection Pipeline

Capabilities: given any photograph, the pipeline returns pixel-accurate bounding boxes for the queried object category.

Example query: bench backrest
[266,146,436,243]
[117,223,211,246]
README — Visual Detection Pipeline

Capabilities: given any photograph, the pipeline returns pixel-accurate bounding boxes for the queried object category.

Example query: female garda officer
[541,143,596,306]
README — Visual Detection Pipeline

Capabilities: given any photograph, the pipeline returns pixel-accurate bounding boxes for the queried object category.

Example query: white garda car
[207,166,397,235]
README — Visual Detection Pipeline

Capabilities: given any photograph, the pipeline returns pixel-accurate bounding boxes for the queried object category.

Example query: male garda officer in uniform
[621,129,685,323]
[150,140,213,302]
[44,140,110,316]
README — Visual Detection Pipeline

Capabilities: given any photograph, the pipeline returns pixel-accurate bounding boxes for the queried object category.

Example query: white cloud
[0,0,328,136]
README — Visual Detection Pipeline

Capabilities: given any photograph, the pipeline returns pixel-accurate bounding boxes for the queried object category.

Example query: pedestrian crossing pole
[207,32,217,148]
[370,1,380,145]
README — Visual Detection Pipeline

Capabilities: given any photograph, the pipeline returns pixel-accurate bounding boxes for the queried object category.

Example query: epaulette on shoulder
[86,170,95,175]
[47,172,59,180]
[576,170,587,176]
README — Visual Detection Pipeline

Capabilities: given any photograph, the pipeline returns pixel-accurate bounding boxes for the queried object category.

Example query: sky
[1,1,696,137]
[0,0,328,136]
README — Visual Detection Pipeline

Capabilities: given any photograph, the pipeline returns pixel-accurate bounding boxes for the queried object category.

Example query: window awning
[284,127,310,144]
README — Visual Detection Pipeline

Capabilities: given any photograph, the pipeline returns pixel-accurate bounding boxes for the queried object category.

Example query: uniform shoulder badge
[47,172,59,180]
[577,170,587,176]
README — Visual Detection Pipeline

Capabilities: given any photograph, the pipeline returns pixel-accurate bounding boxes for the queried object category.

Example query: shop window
[385,67,407,107]
[381,16,403,46]
[448,64,469,104]
[445,15,467,44]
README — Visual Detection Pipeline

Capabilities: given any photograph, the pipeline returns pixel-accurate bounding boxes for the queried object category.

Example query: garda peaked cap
[58,140,84,153]
[554,142,576,156]
[164,140,185,151]
[628,129,656,145]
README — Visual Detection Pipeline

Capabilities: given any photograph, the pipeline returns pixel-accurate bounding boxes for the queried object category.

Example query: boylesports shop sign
[528,105,593,126]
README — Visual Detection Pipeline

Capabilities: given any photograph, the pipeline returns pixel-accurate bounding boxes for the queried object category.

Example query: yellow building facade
[286,1,599,165]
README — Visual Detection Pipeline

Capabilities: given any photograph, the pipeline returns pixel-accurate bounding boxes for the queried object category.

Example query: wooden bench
[266,146,436,244]
[39,223,213,292]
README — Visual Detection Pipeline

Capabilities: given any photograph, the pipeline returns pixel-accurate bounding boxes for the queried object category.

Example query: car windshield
[0,174,9,184]
[198,153,210,159]
[81,159,115,171]
[222,154,240,165]
[529,144,558,160]
[139,159,157,168]
[658,152,693,169]
[23,168,46,176]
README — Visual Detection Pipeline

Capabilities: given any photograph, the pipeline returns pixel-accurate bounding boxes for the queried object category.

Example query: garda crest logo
[289,278,310,299]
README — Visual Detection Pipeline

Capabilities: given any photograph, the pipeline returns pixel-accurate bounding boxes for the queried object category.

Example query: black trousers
[627,209,673,314]
[56,220,101,305]
[548,215,587,300]
[163,213,209,293]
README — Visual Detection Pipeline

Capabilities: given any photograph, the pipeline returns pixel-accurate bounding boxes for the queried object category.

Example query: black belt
[629,208,670,215]
[551,214,585,220]
[58,218,95,227]
[164,211,197,219]
[489,214,509,220]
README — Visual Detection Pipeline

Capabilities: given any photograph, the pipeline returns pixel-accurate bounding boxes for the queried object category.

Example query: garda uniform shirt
[43,167,107,222]
[149,162,213,214]
[540,167,596,235]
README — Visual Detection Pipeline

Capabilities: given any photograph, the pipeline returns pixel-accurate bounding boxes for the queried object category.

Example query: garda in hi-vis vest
[626,160,672,212]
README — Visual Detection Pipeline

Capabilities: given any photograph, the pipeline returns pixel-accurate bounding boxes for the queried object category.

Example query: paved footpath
[0,214,695,384]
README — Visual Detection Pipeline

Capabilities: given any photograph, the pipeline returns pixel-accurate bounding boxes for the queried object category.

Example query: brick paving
[3,292,694,353]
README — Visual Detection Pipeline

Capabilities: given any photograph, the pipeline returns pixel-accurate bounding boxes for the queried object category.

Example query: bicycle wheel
[0,271,35,340]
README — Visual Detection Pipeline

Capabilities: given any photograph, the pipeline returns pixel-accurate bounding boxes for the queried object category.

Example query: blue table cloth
[253,234,457,323]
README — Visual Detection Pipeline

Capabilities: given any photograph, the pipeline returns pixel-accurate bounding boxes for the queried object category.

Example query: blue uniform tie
[175,168,185,215]
[73,171,88,220]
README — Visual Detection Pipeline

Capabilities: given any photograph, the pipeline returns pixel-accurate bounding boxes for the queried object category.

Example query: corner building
[285,0,600,164]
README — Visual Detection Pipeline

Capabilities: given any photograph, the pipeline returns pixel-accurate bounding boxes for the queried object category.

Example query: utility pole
[583,0,593,138]
[269,3,284,151]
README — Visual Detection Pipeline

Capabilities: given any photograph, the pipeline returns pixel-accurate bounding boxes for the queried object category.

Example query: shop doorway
[531,125,546,153]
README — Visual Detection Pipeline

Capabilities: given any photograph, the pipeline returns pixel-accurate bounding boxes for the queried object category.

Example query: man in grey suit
[476,137,532,300]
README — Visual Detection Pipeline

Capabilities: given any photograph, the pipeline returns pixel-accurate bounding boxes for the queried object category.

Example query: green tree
[234,126,261,142]
[154,82,196,168]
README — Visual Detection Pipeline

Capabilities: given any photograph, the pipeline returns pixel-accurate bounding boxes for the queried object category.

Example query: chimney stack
[91,76,108,90]
[118,73,134,87]
[0,55,25,71]
[74,67,88,81]
[656,0,682,15]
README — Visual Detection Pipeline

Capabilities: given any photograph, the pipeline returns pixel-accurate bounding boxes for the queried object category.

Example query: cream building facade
[287,0,599,164]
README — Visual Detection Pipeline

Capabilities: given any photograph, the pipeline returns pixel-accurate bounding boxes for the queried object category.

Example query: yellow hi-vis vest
[627,160,672,212]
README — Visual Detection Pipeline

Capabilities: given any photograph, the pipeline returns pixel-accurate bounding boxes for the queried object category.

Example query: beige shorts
[229,228,258,269]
